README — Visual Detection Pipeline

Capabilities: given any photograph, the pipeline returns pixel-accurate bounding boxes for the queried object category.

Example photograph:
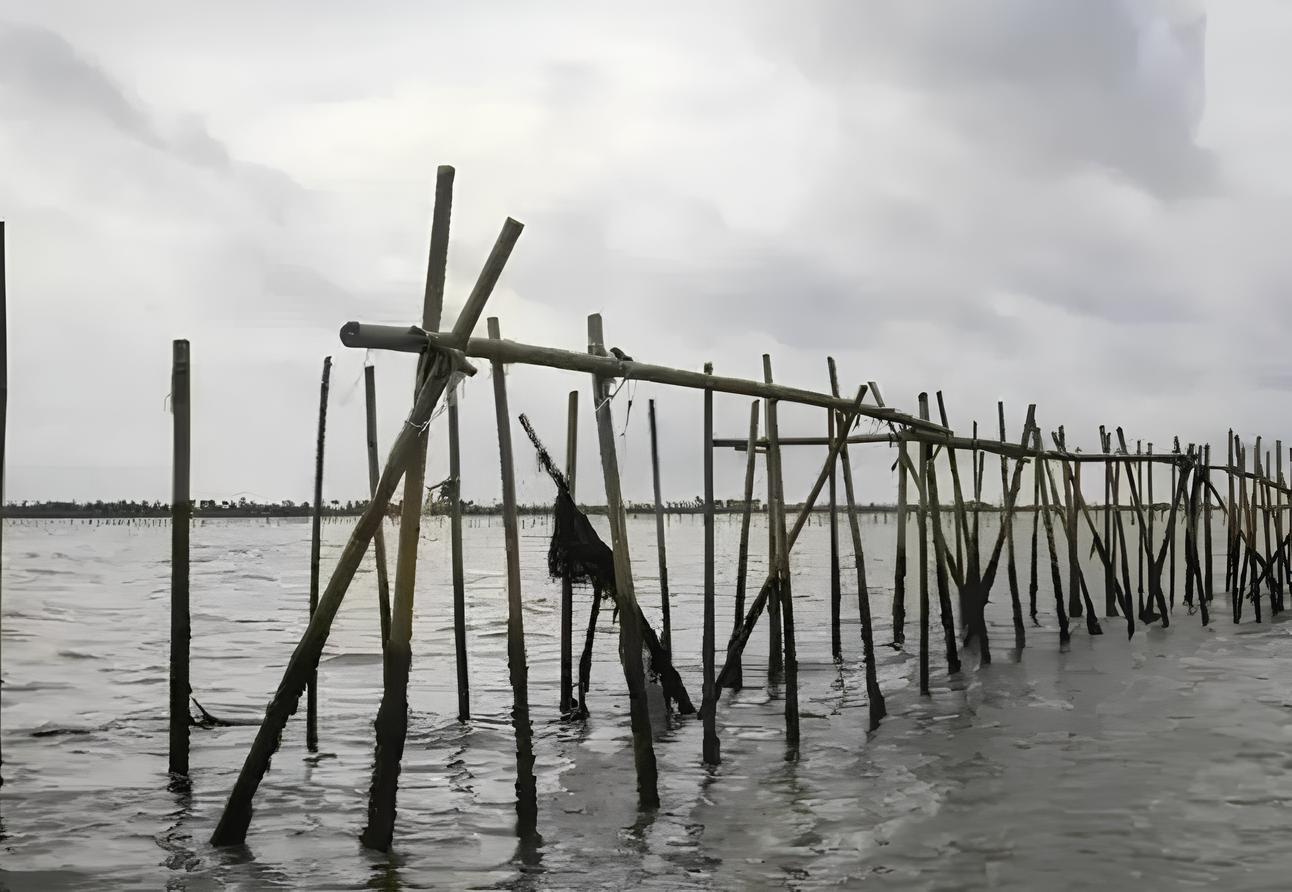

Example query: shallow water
[2,512,1289,890]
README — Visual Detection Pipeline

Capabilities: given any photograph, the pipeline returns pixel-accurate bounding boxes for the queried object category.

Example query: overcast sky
[4,0,1286,509]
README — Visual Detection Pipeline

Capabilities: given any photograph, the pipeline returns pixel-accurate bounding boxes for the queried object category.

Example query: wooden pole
[1062,429,1081,619]
[169,338,191,776]
[648,400,672,657]
[702,363,720,765]
[1169,443,1177,608]
[894,435,909,646]
[362,166,458,852]
[0,221,6,774]
[765,393,783,683]
[559,391,578,714]
[588,313,658,809]
[1000,403,1024,649]
[829,406,842,661]
[1136,440,1145,617]
[1034,429,1071,644]
[827,359,885,728]
[307,356,332,753]
[1204,443,1213,603]
[1226,431,1236,593]
[763,355,799,746]
[928,446,962,674]
[487,317,537,831]
[209,211,515,846]
[363,366,392,646]
[448,385,469,721]
[1029,455,1040,623]
[722,401,759,690]
[916,394,931,695]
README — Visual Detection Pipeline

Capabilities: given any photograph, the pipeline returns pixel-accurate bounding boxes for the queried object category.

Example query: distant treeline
[3,498,1151,520]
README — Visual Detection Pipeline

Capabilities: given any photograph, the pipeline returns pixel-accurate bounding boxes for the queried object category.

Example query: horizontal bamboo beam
[339,322,949,435]
[714,433,1192,465]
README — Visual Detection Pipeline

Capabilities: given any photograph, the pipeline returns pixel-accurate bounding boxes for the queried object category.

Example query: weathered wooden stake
[1226,431,1236,593]
[1203,443,1213,602]
[559,391,578,715]
[829,406,842,660]
[169,339,191,776]
[487,317,537,831]
[765,393,783,682]
[1029,459,1040,622]
[363,366,393,646]
[588,313,659,808]
[448,385,469,721]
[827,359,885,728]
[648,400,672,657]
[763,355,799,746]
[1000,403,1024,649]
[0,221,6,773]
[702,363,720,765]
[1034,429,1071,644]
[916,394,931,694]
[894,435,909,645]
[723,401,760,690]
[307,356,332,752]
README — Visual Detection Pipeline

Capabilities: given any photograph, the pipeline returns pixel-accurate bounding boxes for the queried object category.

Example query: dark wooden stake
[763,355,799,746]
[169,339,191,776]
[829,406,842,660]
[448,385,469,721]
[363,366,392,646]
[1000,403,1024,649]
[702,363,720,765]
[648,399,672,657]
[916,394,931,695]
[307,356,332,753]
[487,317,537,832]
[559,391,578,715]
[894,434,909,646]
[723,401,759,690]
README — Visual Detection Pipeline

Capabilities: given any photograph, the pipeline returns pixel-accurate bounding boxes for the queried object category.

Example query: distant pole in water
[307,356,332,753]
[648,399,672,658]
[169,338,191,776]
[364,366,392,646]
[559,391,578,715]
[701,363,720,765]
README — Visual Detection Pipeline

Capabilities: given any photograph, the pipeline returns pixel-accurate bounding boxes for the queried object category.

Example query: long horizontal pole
[714,433,1193,465]
[339,322,949,435]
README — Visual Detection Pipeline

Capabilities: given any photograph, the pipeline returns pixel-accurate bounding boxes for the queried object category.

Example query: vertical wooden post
[588,314,658,809]
[169,338,191,776]
[762,355,799,746]
[1203,443,1213,603]
[363,366,392,646]
[1136,440,1145,616]
[487,317,537,831]
[1000,402,1024,649]
[1064,429,1081,618]
[1035,429,1071,644]
[448,385,469,721]
[648,400,672,657]
[559,391,578,714]
[1275,442,1285,606]
[829,407,842,661]
[894,436,909,645]
[701,363,720,765]
[307,356,332,752]
[0,221,6,773]
[1169,444,1177,608]
[723,401,759,690]
[765,395,783,681]
[916,394,931,695]
[827,359,885,728]
[1226,431,1236,593]
[1101,427,1116,616]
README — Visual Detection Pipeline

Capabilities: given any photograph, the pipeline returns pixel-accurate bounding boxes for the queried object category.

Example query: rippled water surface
[3,513,1290,890]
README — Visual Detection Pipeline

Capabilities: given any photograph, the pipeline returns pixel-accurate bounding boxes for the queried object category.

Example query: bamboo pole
[928,444,962,674]
[829,406,842,661]
[0,221,6,773]
[362,165,458,852]
[1029,456,1040,623]
[487,317,537,831]
[1204,443,1213,603]
[207,214,512,850]
[363,366,392,646]
[588,313,658,808]
[1226,431,1236,593]
[169,339,191,776]
[1062,429,1081,619]
[1111,457,1137,638]
[916,394,931,695]
[648,400,672,657]
[1000,403,1024,650]
[765,392,783,683]
[702,363,720,765]
[763,355,799,746]
[559,391,578,715]
[307,356,332,753]
[1136,441,1145,616]
[935,393,982,660]
[342,323,946,435]
[1275,442,1285,607]
[448,385,469,721]
[1034,428,1071,644]
[827,358,885,729]
[894,435,909,646]
[1148,442,1156,613]
[722,401,759,691]
[1170,442,1178,607]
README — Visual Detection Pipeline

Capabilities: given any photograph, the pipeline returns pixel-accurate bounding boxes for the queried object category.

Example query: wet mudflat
[2,514,1289,890]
